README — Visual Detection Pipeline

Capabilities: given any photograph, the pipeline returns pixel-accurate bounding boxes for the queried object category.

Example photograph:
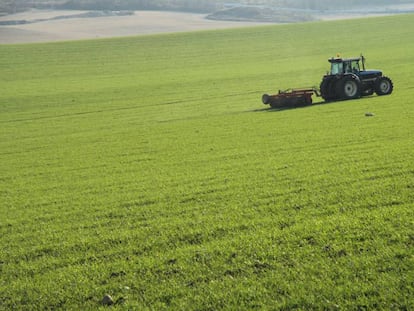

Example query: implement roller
[262,87,320,108]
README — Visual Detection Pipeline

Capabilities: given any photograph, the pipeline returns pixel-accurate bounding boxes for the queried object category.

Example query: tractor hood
[359,70,382,79]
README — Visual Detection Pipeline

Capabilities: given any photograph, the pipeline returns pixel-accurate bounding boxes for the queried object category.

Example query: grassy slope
[1,14,413,310]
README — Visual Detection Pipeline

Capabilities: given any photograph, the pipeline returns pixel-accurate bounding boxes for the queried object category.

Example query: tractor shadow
[249,100,326,112]
[249,97,374,113]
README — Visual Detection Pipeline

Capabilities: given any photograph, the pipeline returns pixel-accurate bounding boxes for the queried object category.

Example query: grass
[1,14,413,310]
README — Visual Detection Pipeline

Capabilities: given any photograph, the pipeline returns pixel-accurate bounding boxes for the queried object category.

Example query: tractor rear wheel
[320,77,337,102]
[374,76,393,95]
[337,76,361,100]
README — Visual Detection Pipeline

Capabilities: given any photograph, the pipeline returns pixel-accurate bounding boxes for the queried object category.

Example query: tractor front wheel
[374,76,393,96]
[337,76,361,100]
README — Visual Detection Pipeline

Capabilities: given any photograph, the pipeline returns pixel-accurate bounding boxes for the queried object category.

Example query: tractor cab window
[344,62,352,73]
[331,62,343,75]
[351,60,360,73]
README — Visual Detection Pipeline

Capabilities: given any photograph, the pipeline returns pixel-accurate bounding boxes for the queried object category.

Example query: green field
[1,14,413,310]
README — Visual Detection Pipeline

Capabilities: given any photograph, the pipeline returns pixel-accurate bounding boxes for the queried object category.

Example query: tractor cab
[328,56,383,79]
[329,57,362,75]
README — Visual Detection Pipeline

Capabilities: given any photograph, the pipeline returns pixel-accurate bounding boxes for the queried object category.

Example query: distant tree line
[2,0,414,15]
[259,0,414,10]
[60,0,216,13]
[60,0,414,12]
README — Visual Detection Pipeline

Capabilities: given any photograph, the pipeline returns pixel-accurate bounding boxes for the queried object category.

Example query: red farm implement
[262,87,321,108]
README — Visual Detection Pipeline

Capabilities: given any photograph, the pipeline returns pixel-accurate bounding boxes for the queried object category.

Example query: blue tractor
[320,55,393,101]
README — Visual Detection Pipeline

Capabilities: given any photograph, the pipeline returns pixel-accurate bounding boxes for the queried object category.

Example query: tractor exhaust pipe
[361,54,366,71]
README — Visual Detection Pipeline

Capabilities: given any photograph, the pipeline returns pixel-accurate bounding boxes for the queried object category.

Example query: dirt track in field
[0,10,274,44]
